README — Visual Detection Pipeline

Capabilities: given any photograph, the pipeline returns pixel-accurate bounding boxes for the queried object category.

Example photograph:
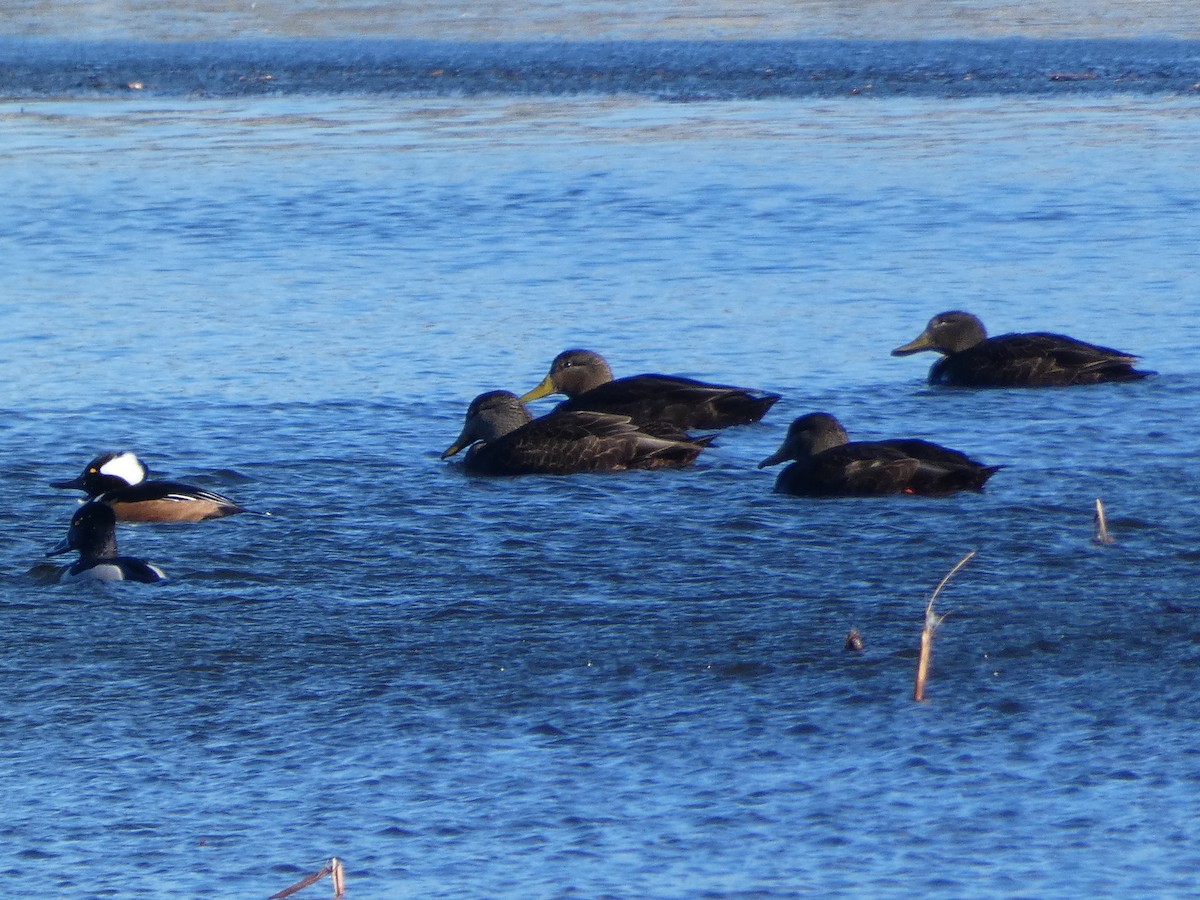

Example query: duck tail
[974,464,1005,490]
[635,434,710,470]
[718,390,782,426]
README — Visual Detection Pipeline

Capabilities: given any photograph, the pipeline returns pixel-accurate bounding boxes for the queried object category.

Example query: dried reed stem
[331,858,346,899]
[1093,498,1114,545]
[269,858,345,900]
[914,550,975,702]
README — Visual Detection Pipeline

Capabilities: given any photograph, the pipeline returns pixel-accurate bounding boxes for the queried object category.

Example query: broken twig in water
[269,858,345,900]
[331,858,345,898]
[914,551,975,702]
[1093,498,1114,545]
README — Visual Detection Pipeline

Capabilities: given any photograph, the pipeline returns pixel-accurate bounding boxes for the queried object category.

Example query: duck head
[758,412,850,468]
[442,391,534,459]
[52,451,148,495]
[892,311,988,356]
[519,349,614,401]
[48,500,120,560]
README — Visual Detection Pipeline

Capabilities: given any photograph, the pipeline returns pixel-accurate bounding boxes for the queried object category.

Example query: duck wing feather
[555,374,780,430]
[936,332,1151,386]
[468,411,705,475]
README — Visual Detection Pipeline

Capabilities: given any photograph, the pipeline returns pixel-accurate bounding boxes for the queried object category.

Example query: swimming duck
[891,310,1153,387]
[442,390,712,475]
[518,349,780,434]
[757,412,1001,497]
[52,451,246,522]
[47,500,166,583]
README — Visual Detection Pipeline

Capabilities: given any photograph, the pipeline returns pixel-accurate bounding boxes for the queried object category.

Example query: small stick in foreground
[914,550,976,702]
[269,858,345,900]
[1093,498,1114,545]
[331,858,345,898]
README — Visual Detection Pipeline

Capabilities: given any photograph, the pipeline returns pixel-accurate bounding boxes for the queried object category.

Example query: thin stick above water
[1093,498,1114,545]
[270,858,345,900]
[914,550,975,702]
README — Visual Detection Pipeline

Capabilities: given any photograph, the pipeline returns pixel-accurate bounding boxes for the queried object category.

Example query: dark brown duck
[758,412,1001,497]
[892,311,1153,387]
[519,349,780,434]
[442,390,712,476]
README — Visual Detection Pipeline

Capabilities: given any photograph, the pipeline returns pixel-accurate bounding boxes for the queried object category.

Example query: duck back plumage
[892,311,1153,387]
[929,331,1152,387]
[552,374,780,433]
[520,349,779,433]
[443,390,712,476]
[760,412,1000,497]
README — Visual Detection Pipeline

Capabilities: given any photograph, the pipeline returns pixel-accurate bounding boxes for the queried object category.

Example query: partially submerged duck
[519,349,780,433]
[891,310,1153,387]
[758,412,1001,497]
[52,451,246,522]
[47,500,166,583]
[442,390,711,475]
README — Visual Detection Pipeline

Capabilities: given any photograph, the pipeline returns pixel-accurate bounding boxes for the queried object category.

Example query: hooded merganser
[47,500,166,583]
[52,451,246,522]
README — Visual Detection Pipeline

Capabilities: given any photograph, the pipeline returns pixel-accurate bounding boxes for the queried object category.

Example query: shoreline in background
[4,0,1200,42]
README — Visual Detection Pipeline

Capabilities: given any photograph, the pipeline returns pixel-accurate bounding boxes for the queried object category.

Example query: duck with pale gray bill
[759,412,1001,497]
[891,310,1154,387]
[442,390,713,476]
[52,451,247,522]
[519,349,780,435]
[47,500,166,583]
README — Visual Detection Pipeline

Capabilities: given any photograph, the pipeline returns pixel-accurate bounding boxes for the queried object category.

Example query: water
[3,9,1200,898]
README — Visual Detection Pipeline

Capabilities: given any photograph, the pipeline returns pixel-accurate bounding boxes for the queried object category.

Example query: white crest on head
[98,452,148,486]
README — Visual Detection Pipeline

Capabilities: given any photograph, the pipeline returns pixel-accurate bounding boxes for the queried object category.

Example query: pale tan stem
[269,865,331,900]
[269,858,345,900]
[1094,498,1114,545]
[914,550,975,702]
[332,858,346,899]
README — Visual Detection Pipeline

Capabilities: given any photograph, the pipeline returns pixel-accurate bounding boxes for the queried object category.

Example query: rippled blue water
[2,30,1200,900]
